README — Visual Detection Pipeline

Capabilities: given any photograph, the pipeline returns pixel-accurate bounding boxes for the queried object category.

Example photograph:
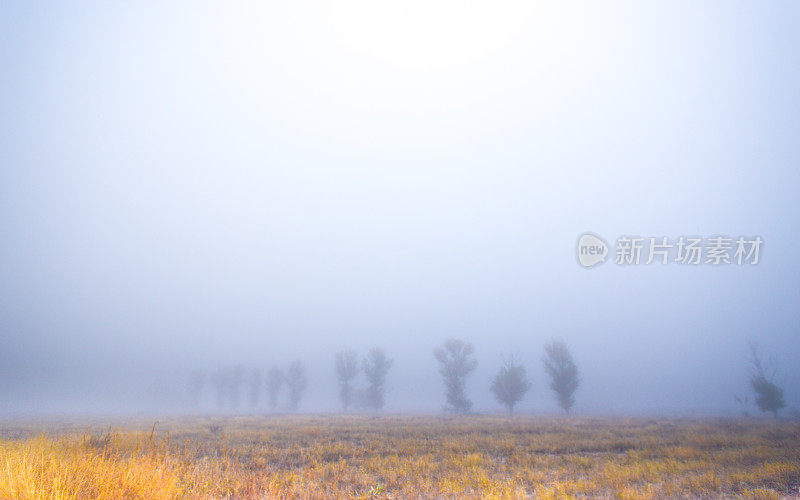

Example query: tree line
[185,339,786,417]
[184,339,579,414]
[188,360,308,411]
[433,338,578,414]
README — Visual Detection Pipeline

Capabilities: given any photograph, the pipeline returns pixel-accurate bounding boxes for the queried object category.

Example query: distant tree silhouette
[490,357,530,414]
[434,339,478,413]
[734,395,750,417]
[286,360,308,411]
[248,368,262,408]
[362,348,392,411]
[335,350,359,411]
[230,364,245,409]
[265,367,284,411]
[542,340,580,413]
[748,342,785,418]
[211,368,228,409]
[187,368,206,408]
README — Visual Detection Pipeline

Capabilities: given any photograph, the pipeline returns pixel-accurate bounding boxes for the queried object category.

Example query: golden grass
[0,416,798,499]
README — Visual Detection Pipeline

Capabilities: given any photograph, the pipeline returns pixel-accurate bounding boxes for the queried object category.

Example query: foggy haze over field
[1,1,799,416]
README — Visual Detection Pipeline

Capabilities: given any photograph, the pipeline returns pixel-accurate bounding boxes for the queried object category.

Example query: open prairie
[1,416,798,499]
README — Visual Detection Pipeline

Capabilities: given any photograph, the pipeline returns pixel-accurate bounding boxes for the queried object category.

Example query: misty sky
[1,1,799,415]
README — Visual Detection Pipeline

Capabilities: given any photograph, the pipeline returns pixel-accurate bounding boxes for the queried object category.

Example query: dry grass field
[0,415,798,499]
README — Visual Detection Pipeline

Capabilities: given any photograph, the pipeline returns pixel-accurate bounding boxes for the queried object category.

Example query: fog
[1,1,798,416]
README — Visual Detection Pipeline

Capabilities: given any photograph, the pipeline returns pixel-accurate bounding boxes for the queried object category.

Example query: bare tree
[187,368,206,408]
[286,360,308,411]
[490,357,530,414]
[230,364,245,409]
[542,340,580,413]
[265,367,284,411]
[748,342,785,418]
[734,395,750,417]
[362,348,392,411]
[211,368,228,409]
[434,339,478,413]
[248,368,262,408]
[335,350,359,411]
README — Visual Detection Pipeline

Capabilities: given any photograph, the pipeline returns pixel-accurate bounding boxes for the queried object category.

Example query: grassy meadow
[0,415,798,499]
